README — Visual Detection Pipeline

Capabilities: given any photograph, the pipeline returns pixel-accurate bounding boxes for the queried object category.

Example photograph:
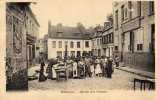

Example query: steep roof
[48,24,93,39]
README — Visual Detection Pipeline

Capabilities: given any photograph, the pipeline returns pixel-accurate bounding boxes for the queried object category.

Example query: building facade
[91,25,103,57]
[36,39,45,62]
[113,1,155,72]
[36,34,49,62]
[101,21,114,58]
[6,2,39,90]
[25,6,40,67]
[47,22,92,59]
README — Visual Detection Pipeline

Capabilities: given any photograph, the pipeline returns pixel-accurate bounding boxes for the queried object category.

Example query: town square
[5,0,155,91]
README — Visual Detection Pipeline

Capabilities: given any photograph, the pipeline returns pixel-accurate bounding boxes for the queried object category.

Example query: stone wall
[6,69,28,90]
[6,3,28,90]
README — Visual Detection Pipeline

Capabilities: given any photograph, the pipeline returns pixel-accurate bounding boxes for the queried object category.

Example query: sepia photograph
[5,0,155,92]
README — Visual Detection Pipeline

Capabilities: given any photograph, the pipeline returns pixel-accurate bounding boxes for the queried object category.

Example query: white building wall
[47,38,92,59]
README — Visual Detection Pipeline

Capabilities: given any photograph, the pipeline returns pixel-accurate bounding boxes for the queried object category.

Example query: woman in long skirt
[90,62,95,77]
[39,59,47,82]
[73,61,78,78]
[46,59,58,80]
[46,65,52,79]
[95,58,102,77]
[78,59,85,78]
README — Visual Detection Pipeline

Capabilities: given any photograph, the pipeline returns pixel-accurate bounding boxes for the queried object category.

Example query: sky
[30,0,113,38]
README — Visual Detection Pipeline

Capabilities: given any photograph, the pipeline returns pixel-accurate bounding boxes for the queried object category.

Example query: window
[100,38,102,44]
[111,33,114,43]
[77,42,80,48]
[109,34,111,43]
[52,41,56,48]
[115,10,119,29]
[76,51,81,57]
[136,28,144,52]
[137,44,143,51]
[102,36,104,44]
[58,41,62,48]
[71,51,75,57]
[103,37,105,44]
[104,36,107,44]
[92,41,94,46]
[97,39,99,45]
[115,46,118,51]
[129,31,134,52]
[121,5,124,22]
[70,41,74,48]
[65,41,68,47]
[85,41,89,48]
[128,1,132,19]
[57,51,62,58]
[124,8,128,19]
[137,1,141,16]
[149,1,154,15]
[36,47,39,50]
[107,34,110,43]
[151,24,155,53]
[32,45,35,58]
[106,35,108,43]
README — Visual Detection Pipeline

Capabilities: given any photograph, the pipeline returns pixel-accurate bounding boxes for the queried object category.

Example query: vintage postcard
[0,0,156,99]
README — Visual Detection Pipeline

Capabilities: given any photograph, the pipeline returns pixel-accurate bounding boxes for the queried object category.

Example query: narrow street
[29,68,146,91]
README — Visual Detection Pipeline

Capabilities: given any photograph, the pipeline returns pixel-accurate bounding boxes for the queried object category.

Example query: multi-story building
[91,25,103,57]
[47,22,93,59]
[43,34,49,60]
[36,34,48,62]
[113,1,155,72]
[6,2,39,90]
[102,20,114,57]
[25,5,40,67]
[36,38,45,61]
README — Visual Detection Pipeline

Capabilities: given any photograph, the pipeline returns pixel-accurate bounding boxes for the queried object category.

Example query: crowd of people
[38,55,120,82]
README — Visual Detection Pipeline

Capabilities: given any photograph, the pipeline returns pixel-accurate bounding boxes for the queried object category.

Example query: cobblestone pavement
[28,69,147,91]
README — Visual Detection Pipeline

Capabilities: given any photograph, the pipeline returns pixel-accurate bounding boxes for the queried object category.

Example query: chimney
[104,21,110,29]
[48,20,51,35]
[57,23,63,33]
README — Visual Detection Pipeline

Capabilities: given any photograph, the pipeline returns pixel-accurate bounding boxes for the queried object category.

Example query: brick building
[113,1,155,72]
